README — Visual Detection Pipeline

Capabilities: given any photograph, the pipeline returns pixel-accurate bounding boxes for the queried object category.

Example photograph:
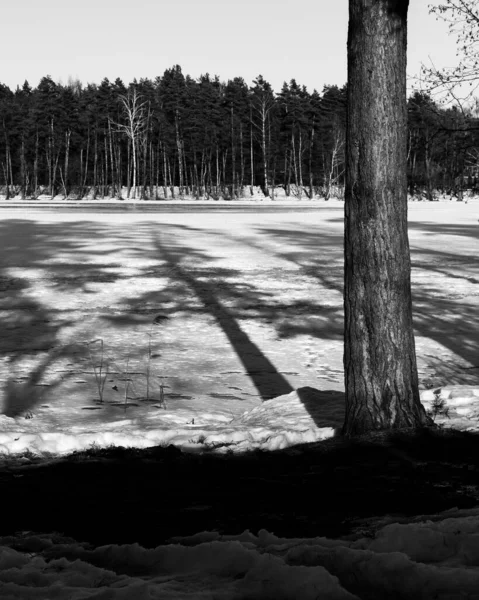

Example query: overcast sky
[4,1,457,93]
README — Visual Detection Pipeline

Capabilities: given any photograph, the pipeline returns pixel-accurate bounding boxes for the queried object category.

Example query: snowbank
[0,385,479,459]
[3,512,479,598]
[0,388,339,458]
[421,385,479,427]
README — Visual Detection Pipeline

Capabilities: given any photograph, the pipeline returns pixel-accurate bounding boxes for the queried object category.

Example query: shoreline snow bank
[3,512,479,599]
[0,386,478,459]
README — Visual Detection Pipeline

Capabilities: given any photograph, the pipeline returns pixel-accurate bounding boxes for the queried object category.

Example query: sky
[3,1,459,93]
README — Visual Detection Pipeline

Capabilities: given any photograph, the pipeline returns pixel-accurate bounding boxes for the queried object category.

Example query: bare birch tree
[113,88,147,199]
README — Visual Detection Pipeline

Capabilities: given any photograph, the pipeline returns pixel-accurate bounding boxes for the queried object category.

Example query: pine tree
[343,0,432,436]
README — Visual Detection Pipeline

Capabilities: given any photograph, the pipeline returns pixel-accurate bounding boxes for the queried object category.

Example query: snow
[0,199,478,597]
[0,199,478,457]
[1,384,479,458]
[3,513,479,598]
[0,387,340,457]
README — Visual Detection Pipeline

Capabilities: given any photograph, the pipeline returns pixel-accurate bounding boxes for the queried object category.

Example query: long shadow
[258,224,479,385]
[3,212,474,427]
[0,221,79,415]
[171,223,344,342]
[0,218,157,415]
[150,229,294,401]
[407,220,479,241]
[92,220,343,427]
[2,427,479,547]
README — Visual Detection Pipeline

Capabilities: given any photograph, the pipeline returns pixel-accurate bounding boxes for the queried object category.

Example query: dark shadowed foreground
[1,427,479,548]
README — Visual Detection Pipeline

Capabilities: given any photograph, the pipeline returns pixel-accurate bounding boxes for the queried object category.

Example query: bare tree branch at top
[422,0,479,105]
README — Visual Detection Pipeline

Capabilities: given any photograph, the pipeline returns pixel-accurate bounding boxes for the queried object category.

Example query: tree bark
[261,102,269,196]
[231,106,236,197]
[308,123,315,200]
[343,0,432,436]
[33,129,39,198]
[108,120,116,197]
[162,142,168,199]
[81,131,90,199]
[250,110,254,195]
[103,133,109,198]
[3,121,12,199]
[175,111,183,197]
[20,137,26,199]
[239,122,245,193]
[93,130,98,199]
[63,129,71,198]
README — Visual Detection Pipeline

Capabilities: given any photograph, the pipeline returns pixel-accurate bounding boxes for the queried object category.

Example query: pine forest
[0,65,477,200]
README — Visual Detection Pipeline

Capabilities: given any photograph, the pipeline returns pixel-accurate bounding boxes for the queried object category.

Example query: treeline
[0,66,478,200]
[407,91,479,199]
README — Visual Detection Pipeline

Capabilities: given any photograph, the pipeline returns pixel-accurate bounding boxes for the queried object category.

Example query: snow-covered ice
[0,200,477,457]
[0,199,478,597]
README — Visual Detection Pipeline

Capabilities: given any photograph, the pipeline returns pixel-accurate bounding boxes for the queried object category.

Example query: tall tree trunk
[222,150,228,195]
[424,137,433,200]
[3,121,12,198]
[239,122,245,194]
[20,137,26,199]
[131,137,137,199]
[298,129,304,195]
[140,136,147,200]
[343,0,431,436]
[103,133,109,198]
[8,145,13,194]
[250,108,254,195]
[292,134,298,190]
[150,140,155,199]
[46,128,52,197]
[308,123,315,199]
[100,160,105,199]
[50,118,57,199]
[192,147,199,199]
[126,141,132,199]
[231,106,236,197]
[268,113,274,198]
[168,156,175,198]
[93,131,98,199]
[286,145,292,196]
[2,162,9,199]
[216,144,220,198]
[261,104,269,196]
[4,133,13,198]
[162,142,168,199]
[200,148,206,197]
[82,131,90,199]
[108,120,116,197]
[155,140,161,199]
[63,129,71,198]
[117,141,123,199]
[175,112,183,197]
[283,145,289,195]
[33,129,39,198]
[182,144,189,196]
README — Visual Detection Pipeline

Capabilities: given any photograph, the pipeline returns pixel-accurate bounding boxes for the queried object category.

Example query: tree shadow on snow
[407,220,479,241]
[1,213,476,425]
[0,218,146,416]
[258,222,479,385]
[148,229,294,401]
[0,220,85,416]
